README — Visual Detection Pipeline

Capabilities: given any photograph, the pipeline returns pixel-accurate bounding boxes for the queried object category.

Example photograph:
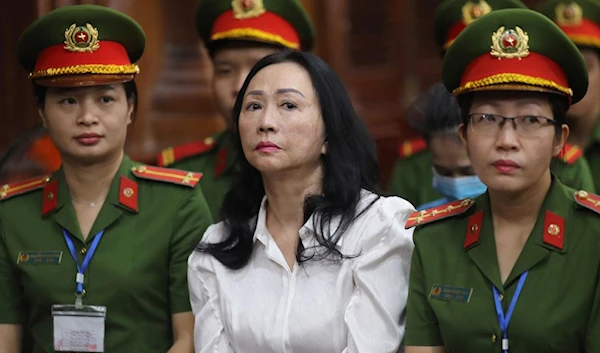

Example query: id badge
[52,304,107,352]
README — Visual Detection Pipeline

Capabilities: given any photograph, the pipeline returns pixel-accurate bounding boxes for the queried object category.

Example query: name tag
[17,251,63,264]
[53,305,106,352]
[429,284,473,303]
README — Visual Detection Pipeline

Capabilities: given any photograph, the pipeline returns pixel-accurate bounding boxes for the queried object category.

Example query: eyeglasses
[469,113,560,137]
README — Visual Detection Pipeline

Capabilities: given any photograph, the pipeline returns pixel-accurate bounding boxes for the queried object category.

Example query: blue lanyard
[63,230,104,298]
[492,271,528,353]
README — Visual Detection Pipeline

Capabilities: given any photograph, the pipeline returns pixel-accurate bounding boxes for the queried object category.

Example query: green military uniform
[405,178,600,351]
[538,0,600,192]
[551,149,596,192]
[157,0,315,220]
[2,5,214,352]
[387,140,440,207]
[158,130,236,219]
[405,8,598,352]
[0,157,211,352]
[585,120,600,191]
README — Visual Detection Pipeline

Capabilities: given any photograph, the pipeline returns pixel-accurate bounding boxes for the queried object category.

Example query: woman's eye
[60,98,77,105]
[215,67,232,76]
[100,96,115,103]
[522,116,541,124]
[282,102,297,110]
[481,114,497,122]
[245,102,261,111]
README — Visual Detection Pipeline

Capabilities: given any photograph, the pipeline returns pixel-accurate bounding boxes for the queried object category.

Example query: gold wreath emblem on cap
[556,2,583,26]
[232,0,266,19]
[64,23,100,53]
[462,0,492,25]
[490,26,530,60]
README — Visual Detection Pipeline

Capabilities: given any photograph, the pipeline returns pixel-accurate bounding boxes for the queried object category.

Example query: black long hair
[198,50,380,270]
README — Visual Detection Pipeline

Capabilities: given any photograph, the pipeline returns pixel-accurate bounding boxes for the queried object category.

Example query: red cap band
[455,52,572,97]
[34,41,131,72]
[559,18,600,48]
[445,21,467,49]
[211,10,300,49]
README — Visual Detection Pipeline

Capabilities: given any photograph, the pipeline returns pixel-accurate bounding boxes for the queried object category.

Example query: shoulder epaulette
[398,138,427,159]
[0,175,50,201]
[574,190,600,214]
[131,166,202,188]
[560,143,583,165]
[405,198,475,229]
[157,137,217,167]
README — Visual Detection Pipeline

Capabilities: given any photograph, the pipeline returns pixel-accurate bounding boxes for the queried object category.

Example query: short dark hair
[406,82,462,141]
[198,50,380,270]
[34,80,139,115]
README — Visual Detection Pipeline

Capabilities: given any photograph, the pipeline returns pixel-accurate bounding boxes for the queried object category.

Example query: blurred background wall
[0,0,541,186]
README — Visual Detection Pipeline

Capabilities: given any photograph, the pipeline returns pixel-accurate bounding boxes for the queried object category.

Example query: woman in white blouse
[188,50,415,353]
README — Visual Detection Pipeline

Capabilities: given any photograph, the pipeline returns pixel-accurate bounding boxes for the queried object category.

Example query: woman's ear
[126,96,135,125]
[321,140,327,155]
[553,124,570,157]
[458,123,467,147]
[39,108,47,128]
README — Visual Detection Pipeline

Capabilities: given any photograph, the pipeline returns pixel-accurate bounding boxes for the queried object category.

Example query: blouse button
[81,247,87,255]
[492,334,497,343]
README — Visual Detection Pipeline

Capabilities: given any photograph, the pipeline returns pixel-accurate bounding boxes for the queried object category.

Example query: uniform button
[492,334,497,343]
[498,293,504,301]
[81,247,87,255]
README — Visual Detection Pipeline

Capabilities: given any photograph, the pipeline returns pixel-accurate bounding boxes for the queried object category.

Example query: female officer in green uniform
[0,5,212,353]
[405,8,600,353]
[388,0,596,207]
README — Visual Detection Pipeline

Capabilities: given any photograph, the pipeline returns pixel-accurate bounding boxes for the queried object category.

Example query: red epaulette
[560,143,583,165]
[574,190,600,214]
[398,138,427,159]
[0,175,50,201]
[157,137,217,167]
[131,166,202,188]
[405,198,475,229]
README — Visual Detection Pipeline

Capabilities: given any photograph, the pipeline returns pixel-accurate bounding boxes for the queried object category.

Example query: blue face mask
[432,170,487,201]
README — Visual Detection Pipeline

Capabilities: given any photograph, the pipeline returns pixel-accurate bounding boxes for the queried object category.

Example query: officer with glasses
[404,8,600,353]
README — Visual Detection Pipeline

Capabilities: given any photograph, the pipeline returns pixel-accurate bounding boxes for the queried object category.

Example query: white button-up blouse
[188,191,415,353]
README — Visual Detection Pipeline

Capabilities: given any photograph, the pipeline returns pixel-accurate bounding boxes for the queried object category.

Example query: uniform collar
[464,175,571,289]
[214,130,237,179]
[41,155,138,242]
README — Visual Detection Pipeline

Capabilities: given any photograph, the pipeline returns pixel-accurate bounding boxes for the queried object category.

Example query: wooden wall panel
[0,1,39,147]
[316,0,411,186]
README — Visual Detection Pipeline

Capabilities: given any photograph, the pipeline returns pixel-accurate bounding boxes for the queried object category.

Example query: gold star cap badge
[556,2,583,26]
[490,26,530,59]
[462,0,492,25]
[64,23,100,52]
[232,0,266,19]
